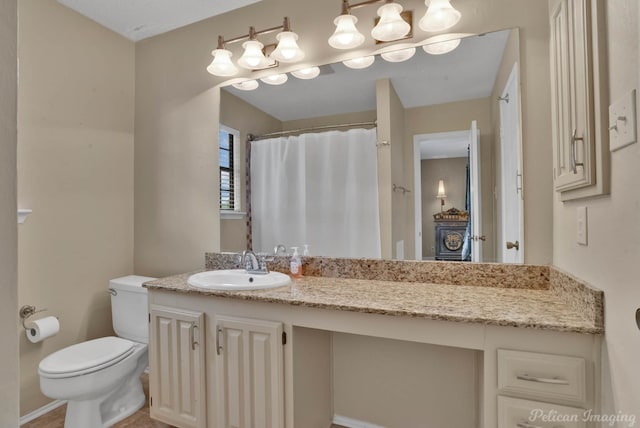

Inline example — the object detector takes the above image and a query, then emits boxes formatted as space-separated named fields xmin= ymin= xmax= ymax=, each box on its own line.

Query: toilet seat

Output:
xmin=39 ymin=336 xmax=135 ymax=379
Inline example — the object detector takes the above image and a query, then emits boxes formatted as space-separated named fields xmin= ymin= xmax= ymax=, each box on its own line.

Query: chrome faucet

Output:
xmin=240 ymin=250 xmax=272 ymax=274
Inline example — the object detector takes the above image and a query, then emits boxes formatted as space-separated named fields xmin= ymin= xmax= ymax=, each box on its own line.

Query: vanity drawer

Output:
xmin=498 ymin=349 xmax=587 ymax=404
xmin=498 ymin=396 xmax=586 ymax=428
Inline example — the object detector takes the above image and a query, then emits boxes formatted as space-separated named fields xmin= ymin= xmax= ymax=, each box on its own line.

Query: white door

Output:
xmin=215 ymin=315 xmax=285 ymax=428
xmin=469 ymin=121 xmax=482 ymax=262
xmin=149 ymin=305 xmax=206 ymax=428
xmin=499 ymin=64 xmax=524 ymax=263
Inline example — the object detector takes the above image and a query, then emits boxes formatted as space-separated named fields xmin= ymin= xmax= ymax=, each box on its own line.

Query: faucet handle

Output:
xmin=256 ymin=253 xmax=274 ymax=272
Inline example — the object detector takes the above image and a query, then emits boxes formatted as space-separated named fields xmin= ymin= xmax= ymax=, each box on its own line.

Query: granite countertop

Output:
xmin=145 ymin=256 xmax=604 ymax=335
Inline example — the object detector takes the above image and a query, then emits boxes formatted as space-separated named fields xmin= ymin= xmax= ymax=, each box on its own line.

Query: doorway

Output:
xmin=413 ymin=122 xmax=482 ymax=262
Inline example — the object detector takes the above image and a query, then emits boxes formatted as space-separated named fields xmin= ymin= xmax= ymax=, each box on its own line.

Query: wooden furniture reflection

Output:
xmin=434 ymin=208 xmax=469 ymax=261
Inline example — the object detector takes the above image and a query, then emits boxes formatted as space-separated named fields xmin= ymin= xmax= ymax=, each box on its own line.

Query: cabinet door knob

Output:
xmin=506 ymin=240 xmax=520 ymax=250
xmin=216 ymin=327 xmax=223 ymax=355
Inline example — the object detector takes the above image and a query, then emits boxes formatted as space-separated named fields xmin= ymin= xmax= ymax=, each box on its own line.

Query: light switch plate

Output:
xmin=609 ymin=89 xmax=637 ymax=152
xmin=576 ymin=206 xmax=587 ymax=246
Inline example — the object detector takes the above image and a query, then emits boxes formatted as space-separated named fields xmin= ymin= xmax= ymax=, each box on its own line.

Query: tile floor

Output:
xmin=23 ymin=374 xmax=345 ymax=427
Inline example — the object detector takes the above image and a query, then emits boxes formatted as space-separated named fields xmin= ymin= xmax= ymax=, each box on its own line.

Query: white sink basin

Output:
xmin=187 ymin=269 xmax=291 ymax=291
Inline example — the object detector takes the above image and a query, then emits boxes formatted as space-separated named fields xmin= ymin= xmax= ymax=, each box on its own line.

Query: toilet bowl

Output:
xmin=38 ymin=275 xmax=155 ymax=428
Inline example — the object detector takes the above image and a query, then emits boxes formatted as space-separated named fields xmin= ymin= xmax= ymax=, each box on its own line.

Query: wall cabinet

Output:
xmin=149 ymin=305 xmax=206 ymax=428
xmin=215 ymin=315 xmax=285 ymax=428
xmin=549 ymin=0 xmax=609 ymax=200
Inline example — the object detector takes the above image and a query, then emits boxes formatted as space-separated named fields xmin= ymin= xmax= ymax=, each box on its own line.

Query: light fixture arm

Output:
xmin=218 ymin=17 xmax=293 ymax=46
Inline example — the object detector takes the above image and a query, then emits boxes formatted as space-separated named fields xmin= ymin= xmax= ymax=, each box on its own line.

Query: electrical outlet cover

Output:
xmin=576 ymin=206 xmax=588 ymax=246
xmin=609 ymin=89 xmax=637 ymax=152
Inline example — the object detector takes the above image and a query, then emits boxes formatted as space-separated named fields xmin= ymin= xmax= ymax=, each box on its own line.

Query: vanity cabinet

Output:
xmin=549 ymin=0 xmax=608 ymax=200
xmin=214 ymin=315 xmax=285 ymax=428
xmin=148 ymin=305 xmax=206 ymax=428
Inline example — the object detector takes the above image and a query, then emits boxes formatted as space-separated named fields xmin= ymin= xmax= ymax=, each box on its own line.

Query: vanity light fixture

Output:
xmin=260 ymin=73 xmax=289 ymax=85
xmin=206 ymin=17 xmax=304 ymax=77
xmin=232 ymin=80 xmax=260 ymax=91
xmin=291 ymin=67 xmax=321 ymax=79
xmin=329 ymin=0 xmax=412 ymax=49
xmin=380 ymin=44 xmax=416 ymax=62
xmin=419 ymin=0 xmax=461 ymax=33
xmin=342 ymin=55 xmax=376 ymax=69
xmin=422 ymin=37 xmax=460 ymax=55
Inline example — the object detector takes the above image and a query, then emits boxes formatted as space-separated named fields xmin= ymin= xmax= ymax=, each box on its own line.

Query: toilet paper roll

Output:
xmin=25 ymin=316 xmax=60 ymax=343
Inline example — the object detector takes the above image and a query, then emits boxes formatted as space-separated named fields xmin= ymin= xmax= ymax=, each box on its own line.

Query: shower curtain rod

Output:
xmin=248 ymin=120 xmax=377 ymax=141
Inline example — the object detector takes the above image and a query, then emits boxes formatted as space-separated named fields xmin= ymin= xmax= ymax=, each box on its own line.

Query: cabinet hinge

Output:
xmin=150 ymin=396 xmax=152 ymax=407
xmin=148 ymin=313 xmax=151 ymax=323
xmin=282 ymin=331 xmax=287 ymax=345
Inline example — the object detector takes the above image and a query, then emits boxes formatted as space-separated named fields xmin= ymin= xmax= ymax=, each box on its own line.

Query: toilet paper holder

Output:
xmin=19 ymin=305 xmax=47 ymax=330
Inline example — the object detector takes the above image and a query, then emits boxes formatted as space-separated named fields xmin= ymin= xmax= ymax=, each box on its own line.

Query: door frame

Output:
xmin=413 ymin=130 xmax=475 ymax=261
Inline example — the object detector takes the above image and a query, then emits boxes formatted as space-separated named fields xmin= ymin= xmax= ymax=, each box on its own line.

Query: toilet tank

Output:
xmin=109 ymin=275 xmax=156 ymax=344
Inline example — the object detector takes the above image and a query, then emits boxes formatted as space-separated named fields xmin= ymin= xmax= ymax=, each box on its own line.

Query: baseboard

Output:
xmin=333 ymin=414 xmax=386 ymax=428
xmin=20 ymin=399 xmax=66 ymax=425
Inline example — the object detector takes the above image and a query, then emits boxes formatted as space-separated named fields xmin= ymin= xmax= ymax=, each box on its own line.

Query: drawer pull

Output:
xmin=517 ymin=422 xmax=545 ymax=428
xmin=517 ymin=373 xmax=570 ymax=385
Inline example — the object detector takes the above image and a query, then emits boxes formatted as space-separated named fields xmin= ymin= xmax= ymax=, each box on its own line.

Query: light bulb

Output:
xmin=271 ymin=31 xmax=305 ymax=63
xmin=328 ymin=15 xmax=365 ymax=49
xmin=342 ymin=56 xmax=375 ymax=69
xmin=260 ymin=74 xmax=288 ymax=85
xmin=419 ymin=0 xmax=461 ymax=32
xmin=237 ymin=40 xmax=270 ymax=70
xmin=206 ymin=49 xmax=238 ymax=77
xmin=291 ymin=67 xmax=320 ymax=80
xmin=380 ymin=45 xmax=416 ymax=62
xmin=422 ymin=38 xmax=461 ymax=55
xmin=371 ymin=3 xmax=411 ymax=42
xmin=232 ymin=80 xmax=259 ymax=91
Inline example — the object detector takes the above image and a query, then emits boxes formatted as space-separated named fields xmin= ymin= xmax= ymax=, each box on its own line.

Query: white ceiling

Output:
xmin=224 ymin=30 xmax=510 ymax=122
xmin=57 ymin=0 xmax=262 ymax=41
xmin=418 ymin=133 xmax=469 ymax=159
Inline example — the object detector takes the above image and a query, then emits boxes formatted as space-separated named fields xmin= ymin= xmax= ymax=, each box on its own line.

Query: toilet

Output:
xmin=38 ymin=275 xmax=156 ymax=428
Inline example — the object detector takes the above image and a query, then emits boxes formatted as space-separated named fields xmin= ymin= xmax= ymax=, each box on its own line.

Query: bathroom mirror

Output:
xmin=219 ymin=28 xmax=523 ymax=263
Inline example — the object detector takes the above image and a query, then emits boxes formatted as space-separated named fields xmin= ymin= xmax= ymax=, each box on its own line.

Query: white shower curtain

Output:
xmin=251 ymin=128 xmax=381 ymax=258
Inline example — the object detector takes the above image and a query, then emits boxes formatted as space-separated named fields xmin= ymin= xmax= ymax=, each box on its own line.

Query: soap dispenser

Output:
xmin=290 ymin=247 xmax=302 ymax=279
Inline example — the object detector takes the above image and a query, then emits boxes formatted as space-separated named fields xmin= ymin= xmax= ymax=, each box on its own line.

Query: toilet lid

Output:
xmin=39 ymin=336 xmax=135 ymax=377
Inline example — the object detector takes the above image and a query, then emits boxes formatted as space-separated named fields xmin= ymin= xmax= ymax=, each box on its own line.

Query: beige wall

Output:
xmin=282 ymin=110 xmax=376 ymax=132
xmin=17 ymin=0 xmax=135 ymax=414
xmin=405 ymin=98 xmax=494 ymax=261
xmin=421 ymin=158 xmax=468 ymax=258
xmin=219 ymin=90 xmax=282 ymax=253
xmin=0 ymin=0 xmax=18 ymax=425
xmin=491 ymin=29 xmax=521 ymax=263
xmin=135 ymin=0 xmax=554 ymax=271
xmin=375 ymin=79 xmax=395 ymax=259
xmin=553 ymin=0 xmax=640 ymax=418
xmin=333 ymin=333 xmax=477 ymax=427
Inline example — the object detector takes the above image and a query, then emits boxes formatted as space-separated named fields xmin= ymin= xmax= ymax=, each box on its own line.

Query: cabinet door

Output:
xmin=215 ymin=315 xmax=284 ymax=428
xmin=149 ymin=305 xmax=206 ymax=428
xmin=550 ymin=0 xmax=609 ymax=199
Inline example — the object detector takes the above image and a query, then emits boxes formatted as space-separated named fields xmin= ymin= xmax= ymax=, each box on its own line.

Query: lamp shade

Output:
xmin=342 ymin=55 xmax=375 ymax=69
xmin=371 ymin=3 xmax=411 ymax=42
xmin=237 ymin=40 xmax=271 ymax=70
xmin=328 ymin=14 xmax=365 ymax=49
xmin=422 ymin=38 xmax=461 ymax=55
xmin=437 ymin=179 xmax=446 ymax=198
xmin=419 ymin=0 xmax=461 ymax=33
xmin=206 ymin=49 xmax=238 ymax=76
xmin=380 ymin=45 xmax=416 ymax=62
xmin=291 ymin=67 xmax=320 ymax=79
xmin=271 ymin=31 xmax=305 ymax=62
xmin=260 ymin=73 xmax=288 ymax=85
xmin=232 ymin=80 xmax=259 ymax=91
